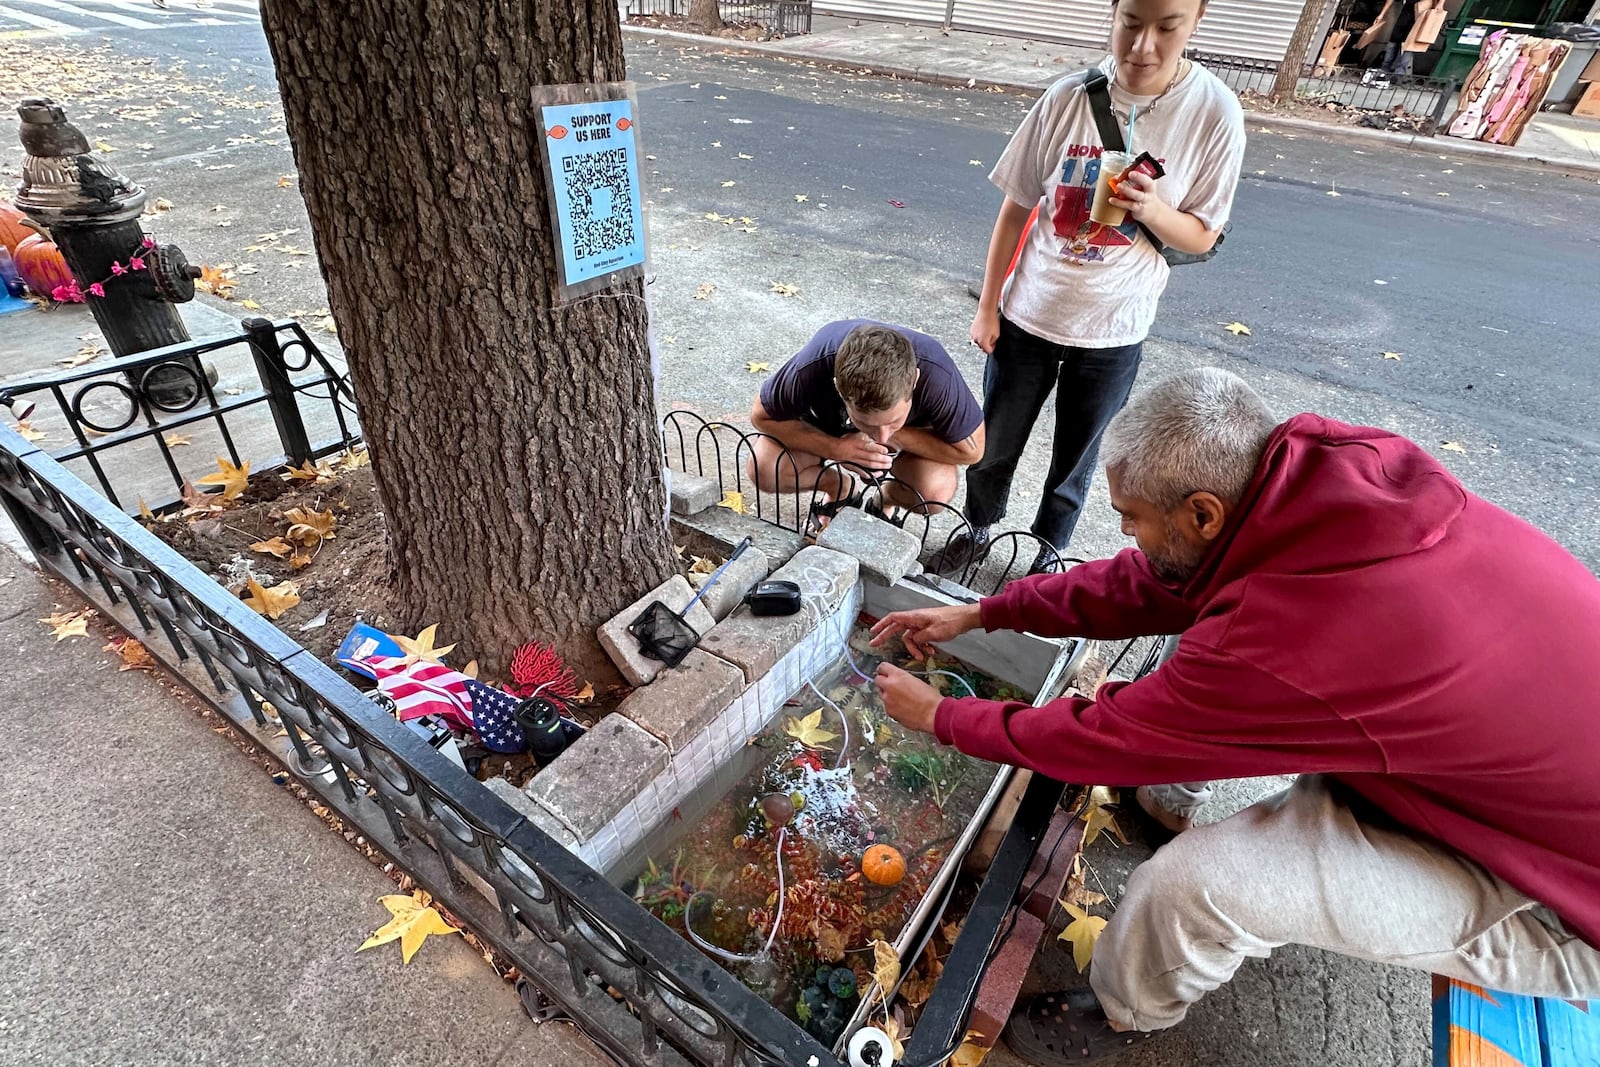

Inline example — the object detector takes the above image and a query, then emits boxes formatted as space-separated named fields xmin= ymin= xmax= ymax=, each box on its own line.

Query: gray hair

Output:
xmin=1101 ymin=368 xmax=1277 ymax=511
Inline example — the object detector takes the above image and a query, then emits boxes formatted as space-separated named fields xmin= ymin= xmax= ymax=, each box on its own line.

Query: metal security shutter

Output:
xmin=1188 ymin=0 xmax=1308 ymax=62
xmin=951 ymin=0 xmax=1112 ymax=46
xmin=812 ymin=0 xmax=950 ymax=26
xmin=941 ymin=0 xmax=1305 ymax=63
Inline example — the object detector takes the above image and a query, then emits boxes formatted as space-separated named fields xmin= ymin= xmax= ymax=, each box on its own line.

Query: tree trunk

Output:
xmin=688 ymin=0 xmax=723 ymax=34
xmin=1272 ymin=0 xmax=1334 ymax=98
xmin=257 ymin=0 xmax=675 ymax=684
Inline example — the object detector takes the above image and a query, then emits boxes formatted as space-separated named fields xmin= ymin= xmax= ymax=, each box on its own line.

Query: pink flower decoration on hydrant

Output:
xmin=88 ymin=283 xmax=105 ymax=298
xmin=129 ymin=256 xmax=146 ymax=271
xmin=110 ymin=262 xmax=126 ymax=276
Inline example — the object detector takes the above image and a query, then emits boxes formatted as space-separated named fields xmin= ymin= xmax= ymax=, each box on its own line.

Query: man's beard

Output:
xmin=1148 ymin=516 xmax=1208 ymax=584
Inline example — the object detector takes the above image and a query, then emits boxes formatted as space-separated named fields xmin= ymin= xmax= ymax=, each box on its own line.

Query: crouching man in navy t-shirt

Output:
xmin=747 ymin=320 xmax=985 ymax=523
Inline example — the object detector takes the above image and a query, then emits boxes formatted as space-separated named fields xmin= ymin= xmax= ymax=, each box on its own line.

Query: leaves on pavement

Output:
xmin=163 ymin=433 xmax=192 ymax=447
xmin=1382 ymin=351 xmax=1403 ymax=361
xmin=746 ymin=361 xmax=771 ymax=374
xmin=1078 ymin=785 xmax=1127 ymax=847
xmin=1057 ymin=901 xmax=1108 ymax=972
xmin=16 ymin=420 xmax=45 ymax=442
xmin=694 ymin=282 xmax=716 ymax=300
xmin=243 ymin=578 xmax=300 ymax=619
xmin=1441 ymin=441 xmax=1467 ymax=453
xmin=358 ymin=891 xmax=460 ymax=964
xmin=1222 ymin=322 xmax=1252 ymax=336
xmin=41 ymin=608 xmax=95 ymax=641
xmin=104 ymin=634 xmax=156 ymax=672
xmin=769 ymin=282 xmax=800 ymax=297
xmin=716 ymin=490 xmax=745 ymax=514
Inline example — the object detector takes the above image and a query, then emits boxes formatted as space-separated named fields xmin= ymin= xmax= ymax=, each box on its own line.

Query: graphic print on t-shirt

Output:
xmin=1051 ymin=144 xmax=1141 ymax=265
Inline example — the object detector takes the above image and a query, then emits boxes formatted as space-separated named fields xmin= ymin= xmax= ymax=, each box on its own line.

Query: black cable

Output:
xmin=894 ymin=786 xmax=1096 ymax=1067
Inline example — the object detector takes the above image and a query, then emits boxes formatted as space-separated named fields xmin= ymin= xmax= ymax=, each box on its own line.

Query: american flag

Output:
xmin=364 ymin=654 xmax=475 ymax=732
xmin=463 ymin=679 xmax=527 ymax=753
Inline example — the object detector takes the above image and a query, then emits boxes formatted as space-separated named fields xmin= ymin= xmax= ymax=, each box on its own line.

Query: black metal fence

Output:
xmin=626 ymin=0 xmax=813 ymax=38
xmin=1197 ymin=51 xmax=1457 ymax=135
xmin=0 ymin=317 xmax=359 ymax=514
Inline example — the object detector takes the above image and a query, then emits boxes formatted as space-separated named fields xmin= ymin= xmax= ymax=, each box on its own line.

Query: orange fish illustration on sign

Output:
xmin=616 ymin=117 xmax=633 ymax=131
xmin=547 ymin=125 xmax=569 ymax=139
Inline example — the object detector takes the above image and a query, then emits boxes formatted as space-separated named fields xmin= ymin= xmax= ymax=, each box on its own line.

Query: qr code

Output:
xmin=563 ymin=148 xmax=635 ymax=261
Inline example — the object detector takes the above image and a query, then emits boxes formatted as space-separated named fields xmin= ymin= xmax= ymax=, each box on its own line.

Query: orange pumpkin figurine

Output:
xmin=861 ymin=844 xmax=906 ymax=887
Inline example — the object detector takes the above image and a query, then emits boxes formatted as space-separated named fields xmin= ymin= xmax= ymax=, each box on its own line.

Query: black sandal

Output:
xmin=1003 ymin=989 xmax=1154 ymax=1064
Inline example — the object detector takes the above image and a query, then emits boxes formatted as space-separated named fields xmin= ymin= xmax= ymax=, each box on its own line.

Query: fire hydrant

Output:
xmin=13 ymin=96 xmax=207 ymax=403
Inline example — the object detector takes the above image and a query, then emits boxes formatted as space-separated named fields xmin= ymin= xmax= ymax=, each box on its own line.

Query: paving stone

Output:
xmin=970 ymin=908 xmax=1046 ymax=1049
xmin=769 ymin=544 xmax=859 ymax=623
xmin=481 ymin=775 xmax=578 ymax=851
xmin=674 ymin=506 xmax=805 ymax=571
xmin=597 ymin=573 xmax=717 ymax=686
xmin=617 ymin=647 xmax=745 ymax=752
xmin=691 ymin=543 xmax=770 ymax=622
xmin=817 ymin=506 xmax=923 ymax=584
xmin=525 ymin=715 xmax=669 ymax=841
xmin=699 ymin=604 xmax=813 ymax=684
xmin=666 ymin=469 xmax=720 ymax=516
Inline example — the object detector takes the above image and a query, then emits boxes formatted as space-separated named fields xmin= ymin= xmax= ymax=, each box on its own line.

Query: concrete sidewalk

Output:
xmin=0 ymin=548 xmax=609 ymax=1067
xmin=626 ymin=15 xmax=1600 ymax=176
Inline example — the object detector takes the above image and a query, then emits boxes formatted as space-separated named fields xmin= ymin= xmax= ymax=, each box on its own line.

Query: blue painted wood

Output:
xmin=1534 ymin=996 xmax=1600 ymax=1066
xmin=1433 ymin=976 xmax=1600 ymax=1067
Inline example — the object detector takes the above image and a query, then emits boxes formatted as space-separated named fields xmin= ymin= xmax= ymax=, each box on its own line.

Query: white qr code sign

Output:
xmin=533 ymin=83 xmax=646 ymax=300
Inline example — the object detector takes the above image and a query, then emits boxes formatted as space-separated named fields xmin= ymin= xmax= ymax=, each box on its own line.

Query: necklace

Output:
xmin=1112 ymin=58 xmax=1190 ymax=123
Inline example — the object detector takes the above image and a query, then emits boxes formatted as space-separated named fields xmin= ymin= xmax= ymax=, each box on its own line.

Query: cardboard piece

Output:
xmin=1576 ymin=81 xmax=1600 ymax=119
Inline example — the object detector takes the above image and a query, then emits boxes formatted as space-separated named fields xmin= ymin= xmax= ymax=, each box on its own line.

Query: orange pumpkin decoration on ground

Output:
xmin=861 ymin=844 xmax=906 ymax=887
xmin=0 ymin=201 xmax=37 ymax=255
xmin=13 ymin=233 xmax=73 ymax=298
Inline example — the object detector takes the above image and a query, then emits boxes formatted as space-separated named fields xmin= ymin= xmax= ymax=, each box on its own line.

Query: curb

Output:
xmin=624 ymin=24 xmax=1600 ymax=179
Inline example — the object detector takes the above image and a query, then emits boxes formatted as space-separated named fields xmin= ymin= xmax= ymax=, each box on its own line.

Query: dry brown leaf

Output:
xmin=41 ymin=608 xmax=95 ymax=641
xmin=289 ymin=551 xmax=313 ymax=571
xmin=769 ymin=282 xmax=800 ymax=297
xmin=243 ymin=578 xmax=300 ymax=619
xmin=16 ymin=420 xmax=45 ymax=442
xmin=815 ymin=924 xmax=847 ymax=962
xmin=694 ymin=282 xmax=716 ymax=300
xmin=250 ymin=536 xmax=294 ymax=558
xmin=1441 ymin=441 xmax=1467 ymax=454
xmin=104 ymin=635 xmax=156 ymax=672
xmin=573 ymin=681 xmax=595 ymax=703
xmin=870 ymin=938 xmax=900 ymax=997
xmin=285 ymin=506 xmax=336 ymax=545
xmin=163 ymin=433 xmax=192 ymax=447
xmin=950 ymin=1032 xmax=991 ymax=1067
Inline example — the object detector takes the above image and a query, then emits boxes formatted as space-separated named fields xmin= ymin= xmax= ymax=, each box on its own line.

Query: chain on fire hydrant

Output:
xmin=14 ymin=96 xmax=209 ymax=403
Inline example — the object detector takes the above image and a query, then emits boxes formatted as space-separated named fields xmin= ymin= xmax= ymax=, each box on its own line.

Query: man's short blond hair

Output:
xmin=834 ymin=325 xmax=917 ymax=413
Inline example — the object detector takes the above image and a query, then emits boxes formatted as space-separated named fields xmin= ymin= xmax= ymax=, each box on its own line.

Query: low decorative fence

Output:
xmin=1197 ymin=51 xmax=1458 ymax=135
xmin=625 ymin=0 xmax=813 ymax=38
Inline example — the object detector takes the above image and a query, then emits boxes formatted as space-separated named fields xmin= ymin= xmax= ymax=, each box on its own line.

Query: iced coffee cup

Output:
xmin=1090 ymin=150 xmax=1132 ymax=226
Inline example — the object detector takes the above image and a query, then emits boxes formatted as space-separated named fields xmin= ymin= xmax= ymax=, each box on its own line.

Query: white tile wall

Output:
xmin=578 ymin=583 xmax=864 ymax=875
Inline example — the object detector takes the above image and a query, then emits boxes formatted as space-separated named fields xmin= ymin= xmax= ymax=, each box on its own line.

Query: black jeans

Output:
xmin=963 ymin=316 xmax=1143 ymax=549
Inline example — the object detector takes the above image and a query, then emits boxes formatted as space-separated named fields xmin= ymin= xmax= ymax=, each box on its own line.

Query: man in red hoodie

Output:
xmin=871 ymin=367 xmax=1600 ymax=1063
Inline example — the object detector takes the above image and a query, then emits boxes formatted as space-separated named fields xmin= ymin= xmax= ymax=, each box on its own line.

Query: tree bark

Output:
xmin=1272 ymin=0 xmax=1334 ymax=98
xmin=257 ymin=0 xmax=675 ymax=683
xmin=688 ymin=0 xmax=723 ymax=34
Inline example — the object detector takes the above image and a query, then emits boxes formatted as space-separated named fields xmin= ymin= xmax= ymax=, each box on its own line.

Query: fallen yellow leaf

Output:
xmin=164 ymin=433 xmax=192 ymax=447
xmin=694 ymin=282 xmax=716 ymax=300
xmin=783 ymin=709 xmax=838 ymax=748
xmin=243 ymin=578 xmax=300 ymax=619
xmin=1057 ymin=901 xmax=1108 ymax=972
xmin=240 ymin=299 xmax=262 ymax=311
xmin=289 ymin=551 xmax=314 ymax=571
xmin=716 ymin=490 xmax=745 ymax=514
xmin=358 ymin=892 xmax=460 ymax=964
xmin=1223 ymin=322 xmax=1252 ymax=336
xmin=104 ymin=635 xmax=156 ymax=672
xmin=277 ymin=174 xmax=295 ymax=188
xmin=396 ymin=623 xmax=455 ymax=665
xmin=746 ymin=361 xmax=771 ymax=374
xmin=950 ymin=1032 xmax=991 ymax=1067
xmin=1441 ymin=441 xmax=1467 ymax=453
xmin=1078 ymin=785 xmax=1127 ymax=847
xmin=721 ymin=180 xmax=737 ymax=187
xmin=869 ymin=939 xmax=901 ymax=1000
xmin=41 ymin=608 xmax=95 ymax=641
xmin=196 ymin=456 xmax=250 ymax=501
xmin=1382 ymin=352 xmax=1403 ymax=361
xmin=769 ymin=282 xmax=800 ymax=297
xmin=573 ymin=681 xmax=595 ymax=703
xmin=16 ymin=420 xmax=45 ymax=442
xmin=285 ymin=506 xmax=337 ymax=546
xmin=794 ymin=193 xmax=809 ymax=202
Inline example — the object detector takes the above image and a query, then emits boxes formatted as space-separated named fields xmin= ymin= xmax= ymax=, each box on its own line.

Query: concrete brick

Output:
xmin=666 ymin=469 xmax=720 ymax=516
xmin=597 ymin=574 xmax=717 ymax=686
xmin=525 ymin=715 xmax=670 ymax=841
xmin=690 ymin=543 xmax=770 ymax=622
xmin=699 ymin=604 xmax=813 ymax=684
xmin=481 ymin=775 xmax=578 ymax=851
xmin=769 ymin=545 xmax=859 ymax=623
xmin=969 ymin=908 xmax=1046 ymax=1049
xmin=1021 ymin=806 xmax=1085 ymax=922
xmin=673 ymin=506 xmax=805 ymax=571
xmin=817 ymin=506 xmax=923 ymax=584
xmin=617 ymin=647 xmax=745 ymax=752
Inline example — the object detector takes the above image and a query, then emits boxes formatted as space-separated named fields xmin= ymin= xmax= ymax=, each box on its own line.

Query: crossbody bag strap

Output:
xmin=1080 ymin=67 xmax=1164 ymax=254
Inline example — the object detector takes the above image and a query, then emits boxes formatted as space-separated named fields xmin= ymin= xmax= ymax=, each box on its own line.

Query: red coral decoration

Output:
xmin=510 ymin=640 xmax=579 ymax=699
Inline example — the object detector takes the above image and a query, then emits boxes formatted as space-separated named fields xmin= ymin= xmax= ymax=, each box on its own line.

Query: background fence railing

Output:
xmin=625 ymin=0 xmax=813 ymax=38
xmin=1196 ymin=51 xmax=1458 ymax=134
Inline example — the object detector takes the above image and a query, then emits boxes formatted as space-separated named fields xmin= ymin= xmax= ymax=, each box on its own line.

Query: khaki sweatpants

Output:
xmin=1091 ymin=775 xmax=1600 ymax=1031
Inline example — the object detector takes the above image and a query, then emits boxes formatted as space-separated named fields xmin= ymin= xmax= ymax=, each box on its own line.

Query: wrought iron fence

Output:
xmin=1197 ymin=51 xmax=1457 ymax=135
xmin=0 ymin=317 xmax=359 ymax=514
xmin=626 ymin=0 xmax=812 ymax=38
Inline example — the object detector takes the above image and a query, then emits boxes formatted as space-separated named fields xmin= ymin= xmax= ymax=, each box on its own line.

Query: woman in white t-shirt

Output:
xmin=936 ymin=0 xmax=1245 ymax=576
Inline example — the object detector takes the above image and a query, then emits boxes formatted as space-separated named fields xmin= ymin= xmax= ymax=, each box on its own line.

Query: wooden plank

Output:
xmin=1534 ymin=996 xmax=1600 ymax=1066
xmin=1432 ymin=977 xmax=1542 ymax=1067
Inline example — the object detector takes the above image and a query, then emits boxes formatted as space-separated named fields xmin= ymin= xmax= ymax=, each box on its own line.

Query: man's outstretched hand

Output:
xmin=869 ymin=602 xmax=983 ymax=660
xmin=874 ymin=663 xmax=944 ymax=736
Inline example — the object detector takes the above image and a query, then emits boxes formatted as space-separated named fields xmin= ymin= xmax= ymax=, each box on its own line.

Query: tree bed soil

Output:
xmin=145 ymin=460 xmax=640 ymax=789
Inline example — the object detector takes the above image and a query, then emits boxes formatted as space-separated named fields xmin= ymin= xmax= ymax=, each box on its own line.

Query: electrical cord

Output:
xmin=684 ymin=826 xmax=788 ymax=964
xmin=807 ymin=680 xmax=851 ymax=769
